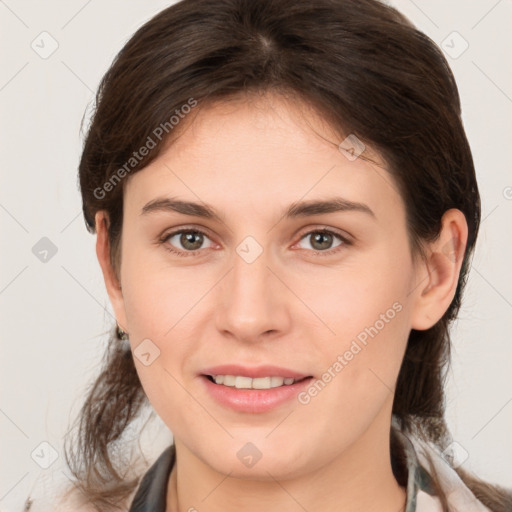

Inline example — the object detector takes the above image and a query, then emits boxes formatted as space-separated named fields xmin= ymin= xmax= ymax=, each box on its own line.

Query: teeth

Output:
xmin=222 ymin=375 xmax=236 ymax=386
xmin=252 ymin=377 xmax=271 ymax=389
xmin=235 ymin=376 xmax=253 ymax=389
xmin=212 ymin=375 xmax=302 ymax=389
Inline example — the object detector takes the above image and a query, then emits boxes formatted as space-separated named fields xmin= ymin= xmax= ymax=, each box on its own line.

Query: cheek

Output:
xmin=120 ymin=224 xmax=413 ymax=402
xmin=120 ymin=248 xmax=206 ymax=338
xmin=293 ymin=289 xmax=410 ymax=449
xmin=120 ymin=261 xmax=202 ymax=429
xmin=294 ymin=243 xmax=413 ymax=412
xmin=294 ymin=237 xmax=413 ymax=347
xmin=113 ymin=234 xmax=416 ymax=478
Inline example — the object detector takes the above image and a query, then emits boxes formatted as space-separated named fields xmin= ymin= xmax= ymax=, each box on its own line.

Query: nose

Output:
xmin=215 ymin=241 xmax=291 ymax=343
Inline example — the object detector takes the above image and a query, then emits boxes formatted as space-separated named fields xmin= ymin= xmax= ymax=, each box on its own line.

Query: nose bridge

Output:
xmin=233 ymin=245 xmax=269 ymax=300
xmin=216 ymin=236 xmax=287 ymax=339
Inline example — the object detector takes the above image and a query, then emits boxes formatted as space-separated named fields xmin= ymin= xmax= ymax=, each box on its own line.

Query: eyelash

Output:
xmin=159 ymin=227 xmax=352 ymax=258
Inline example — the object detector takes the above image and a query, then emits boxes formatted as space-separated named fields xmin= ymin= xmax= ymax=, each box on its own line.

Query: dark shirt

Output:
xmin=129 ymin=444 xmax=176 ymax=512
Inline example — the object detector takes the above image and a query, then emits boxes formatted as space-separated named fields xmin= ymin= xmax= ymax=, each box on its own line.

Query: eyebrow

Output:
xmin=140 ymin=196 xmax=375 ymax=221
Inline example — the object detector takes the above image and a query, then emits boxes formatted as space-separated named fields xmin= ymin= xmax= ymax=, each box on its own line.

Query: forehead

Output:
xmin=124 ymin=92 xmax=403 ymax=223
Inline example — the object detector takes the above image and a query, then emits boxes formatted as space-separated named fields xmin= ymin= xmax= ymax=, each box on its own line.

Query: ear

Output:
xmin=95 ymin=211 xmax=128 ymax=333
xmin=410 ymin=209 xmax=469 ymax=330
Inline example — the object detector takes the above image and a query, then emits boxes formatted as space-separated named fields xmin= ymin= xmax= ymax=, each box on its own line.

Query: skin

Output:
xmin=96 ymin=92 xmax=468 ymax=512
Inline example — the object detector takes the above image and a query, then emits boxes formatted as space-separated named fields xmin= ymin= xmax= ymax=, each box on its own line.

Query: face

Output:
xmin=103 ymin=92 xmax=425 ymax=479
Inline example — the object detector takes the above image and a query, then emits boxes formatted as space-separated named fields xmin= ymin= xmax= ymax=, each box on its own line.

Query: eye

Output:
xmin=159 ymin=227 xmax=351 ymax=258
xmin=161 ymin=228 xmax=214 ymax=257
xmin=295 ymin=228 xmax=350 ymax=256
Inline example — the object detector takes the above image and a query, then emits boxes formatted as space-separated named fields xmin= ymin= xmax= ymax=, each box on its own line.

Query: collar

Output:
xmin=395 ymin=424 xmax=491 ymax=512
xmin=128 ymin=444 xmax=175 ymax=512
xmin=128 ymin=424 xmax=490 ymax=512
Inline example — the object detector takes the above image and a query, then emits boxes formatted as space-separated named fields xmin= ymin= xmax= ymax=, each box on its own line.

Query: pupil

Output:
xmin=312 ymin=232 xmax=332 ymax=250
xmin=182 ymin=232 xmax=203 ymax=250
xmin=178 ymin=232 xmax=333 ymax=251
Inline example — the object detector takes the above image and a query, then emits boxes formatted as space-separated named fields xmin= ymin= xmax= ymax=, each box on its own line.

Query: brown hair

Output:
xmin=64 ymin=0 xmax=512 ymax=510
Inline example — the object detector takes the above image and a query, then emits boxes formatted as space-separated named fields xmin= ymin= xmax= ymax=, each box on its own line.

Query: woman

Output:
xmin=32 ymin=0 xmax=511 ymax=510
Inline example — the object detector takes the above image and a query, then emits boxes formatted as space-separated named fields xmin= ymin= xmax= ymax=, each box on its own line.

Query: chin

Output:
xmin=201 ymin=441 xmax=311 ymax=480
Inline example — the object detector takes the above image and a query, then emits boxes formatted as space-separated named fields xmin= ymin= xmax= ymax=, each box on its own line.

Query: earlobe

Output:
xmin=410 ymin=209 xmax=468 ymax=330
xmin=95 ymin=211 xmax=128 ymax=332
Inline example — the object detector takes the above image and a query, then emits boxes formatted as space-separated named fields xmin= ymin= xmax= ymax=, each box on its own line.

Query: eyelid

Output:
xmin=158 ymin=225 xmax=217 ymax=257
xmin=293 ymin=225 xmax=353 ymax=245
xmin=159 ymin=224 xmax=353 ymax=257
xmin=290 ymin=227 xmax=352 ymax=257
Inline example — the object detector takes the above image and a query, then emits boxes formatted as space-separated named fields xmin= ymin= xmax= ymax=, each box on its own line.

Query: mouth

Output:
xmin=203 ymin=374 xmax=312 ymax=390
xmin=201 ymin=373 xmax=315 ymax=413
xmin=199 ymin=365 xmax=315 ymax=412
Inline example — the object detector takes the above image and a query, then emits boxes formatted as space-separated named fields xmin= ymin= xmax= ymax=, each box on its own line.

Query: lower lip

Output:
xmin=201 ymin=375 xmax=314 ymax=413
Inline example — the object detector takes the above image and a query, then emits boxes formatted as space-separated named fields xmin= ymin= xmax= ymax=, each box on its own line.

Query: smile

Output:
xmin=206 ymin=374 xmax=309 ymax=389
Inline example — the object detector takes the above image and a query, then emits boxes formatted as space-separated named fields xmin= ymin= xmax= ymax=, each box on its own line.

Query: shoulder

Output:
xmin=16 ymin=441 xmax=176 ymax=512
xmin=402 ymin=432 xmax=493 ymax=512
xmin=25 ymin=493 xmax=135 ymax=512
xmin=416 ymin=489 xmax=443 ymax=512
xmin=22 ymin=492 xmax=91 ymax=512
xmin=23 ymin=481 xmax=137 ymax=512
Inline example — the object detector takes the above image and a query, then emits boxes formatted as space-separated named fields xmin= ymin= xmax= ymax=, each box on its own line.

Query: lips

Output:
xmin=199 ymin=364 xmax=314 ymax=412
xmin=201 ymin=372 xmax=314 ymax=413
xmin=201 ymin=364 xmax=311 ymax=380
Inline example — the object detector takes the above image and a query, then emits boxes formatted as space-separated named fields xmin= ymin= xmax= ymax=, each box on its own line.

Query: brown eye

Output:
xmin=177 ymin=231 xmax=204 ymax=250
xmin=163 ymin=229 xmax=214 ymax=256
xmin=296 ymin=229 xmax=349 ymax=255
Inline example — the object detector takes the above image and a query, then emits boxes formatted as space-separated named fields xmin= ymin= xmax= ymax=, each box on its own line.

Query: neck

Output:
xmin=166 ymin=413 xmax=406 ymax=512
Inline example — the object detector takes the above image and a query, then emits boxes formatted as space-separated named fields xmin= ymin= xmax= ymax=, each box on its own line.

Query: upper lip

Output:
xmin=201 ymin=364 xmax=311 ymax=379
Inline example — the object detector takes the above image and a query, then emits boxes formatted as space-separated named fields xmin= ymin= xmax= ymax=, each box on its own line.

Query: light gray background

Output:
xmin=1 ymin=0 xmax=511 ymax=509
